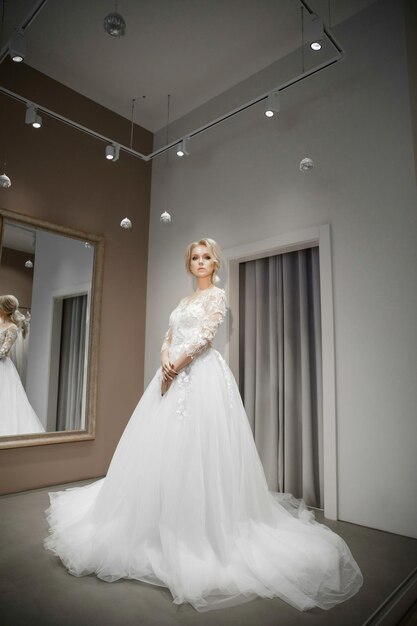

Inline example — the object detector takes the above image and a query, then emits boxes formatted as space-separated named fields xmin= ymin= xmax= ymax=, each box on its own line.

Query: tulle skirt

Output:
xmin=44 ymin=348 xmax=363 ymax=612
xmin=0 ymin=357 xmax=45 ymax=435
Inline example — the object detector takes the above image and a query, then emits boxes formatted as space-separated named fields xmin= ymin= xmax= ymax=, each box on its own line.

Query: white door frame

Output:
xmin=221 ymin=224 xmax=338 ymax=520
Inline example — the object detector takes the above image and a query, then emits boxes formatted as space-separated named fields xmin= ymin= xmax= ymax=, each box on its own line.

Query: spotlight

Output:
xmin=264 ymin=91 xmax=280 ymax=118
xmin=176 ymin=138 xmax=190 ymax=157
xmin=25 ymin=104 xmax=42 ymax=129
xmin=308 ymin=14 xmax=323 ymax=51
xmin=105 ymin=143 xmax=120 ymax=161
xmin=9 ymin=28 xmax=26 ymax=62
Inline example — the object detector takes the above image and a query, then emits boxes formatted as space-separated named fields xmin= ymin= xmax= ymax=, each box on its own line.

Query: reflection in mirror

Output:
xmin=0 ymin=219 xmax=94 ymax=437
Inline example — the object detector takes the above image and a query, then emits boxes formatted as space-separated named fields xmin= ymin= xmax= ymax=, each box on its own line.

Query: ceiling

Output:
xmin=1 ymin=0 xmax=378 ymax=133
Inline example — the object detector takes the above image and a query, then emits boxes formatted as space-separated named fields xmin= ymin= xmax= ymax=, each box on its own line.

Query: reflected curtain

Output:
xmin=57 ymin=294 xmax=87 ymax=431
xmin=239 ymin=247 xmax=323 ymax=508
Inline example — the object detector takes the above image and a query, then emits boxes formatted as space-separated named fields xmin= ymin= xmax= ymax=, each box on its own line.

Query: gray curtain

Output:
xmin=239 ymin=247 xmax=323 ymax=508
xmin=56 ymin=294 xmax=87 ymax=431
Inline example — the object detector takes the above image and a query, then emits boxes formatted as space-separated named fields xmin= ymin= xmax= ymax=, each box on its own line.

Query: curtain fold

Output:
xmin=239 ymin=247 xmax=323 ymax=508
xmin=56 ymin=294 xmax=87 ymax=431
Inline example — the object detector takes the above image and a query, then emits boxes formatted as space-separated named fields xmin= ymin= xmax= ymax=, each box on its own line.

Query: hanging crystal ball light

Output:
xmin=299 ymin=157 xmax=314 ymax=172
xmin=25 ymin=259 xmax=33 ymax=268
xmin=103 ymin=12 xmax=126 ymax=37
xmin=0 ymin=173 xmax=11 ymax=188
xmin=160 ymin=211 xmax=172 ymax=224
xmin=120 ymin=217 xmax=132 ymax=229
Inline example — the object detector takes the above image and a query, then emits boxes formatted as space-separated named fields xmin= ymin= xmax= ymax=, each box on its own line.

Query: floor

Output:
xmin=1 ymin=478 xmax=417 ymax=626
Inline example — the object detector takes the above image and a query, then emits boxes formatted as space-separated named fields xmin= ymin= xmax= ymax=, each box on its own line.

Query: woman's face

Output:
xmin=189 ymin=245 xmax=215 ymax=280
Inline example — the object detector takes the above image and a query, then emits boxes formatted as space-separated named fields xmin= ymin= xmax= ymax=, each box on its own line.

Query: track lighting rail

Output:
xmin=0 ymin=0 xmax=344 ymax=164
xmin=0 ymin=0 xmax=49 ymax=64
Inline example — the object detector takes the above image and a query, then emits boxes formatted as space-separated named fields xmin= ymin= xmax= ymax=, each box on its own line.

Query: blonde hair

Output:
xmin=0 ymin=294 xmax=28 ymax=337
xmin=184 ymin=238 xmax=221 ymax=284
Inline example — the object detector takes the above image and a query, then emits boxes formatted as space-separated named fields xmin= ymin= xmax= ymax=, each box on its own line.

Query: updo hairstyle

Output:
xmin=184 ymin=238 xmax=221 ymax=284
xmin=0 ymin=294 xmax=29 ymax=337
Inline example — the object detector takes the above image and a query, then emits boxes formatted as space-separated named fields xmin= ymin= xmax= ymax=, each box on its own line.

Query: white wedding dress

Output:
xmin=0 ymin=325 xmax=45 ymax=436
xmin=44 ymin=286 xmax=363 ymax=612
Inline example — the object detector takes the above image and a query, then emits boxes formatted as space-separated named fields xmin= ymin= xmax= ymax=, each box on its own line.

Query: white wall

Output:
xmin=145 ymin=0 xmax=417 ymax=538
xmin=26 ymin=231 xmax=94 ymax=425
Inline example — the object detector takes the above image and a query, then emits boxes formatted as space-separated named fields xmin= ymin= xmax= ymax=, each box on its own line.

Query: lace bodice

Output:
xmin=0 ymin=325 xmax=18 ymax=359
xmin=161 ymin=286 xmax=227 ymax=361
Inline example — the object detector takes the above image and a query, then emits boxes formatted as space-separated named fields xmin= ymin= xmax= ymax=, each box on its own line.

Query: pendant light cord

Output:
xmin=165 ymin=94 xmax=171 ymax=167
xmin=0 ymin=0 xmax=7 ymax=169
xmin=130 ymin=98 xmax=136 ymax=149
xmin=301 ymin=6 xmax=305 ymax=74
xmin=0 ymin=0 xmax=5 ymax=51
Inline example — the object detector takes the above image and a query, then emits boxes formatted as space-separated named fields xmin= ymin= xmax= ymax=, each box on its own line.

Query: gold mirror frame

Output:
xmin=0 ymin=207 xmax=104 ymax=449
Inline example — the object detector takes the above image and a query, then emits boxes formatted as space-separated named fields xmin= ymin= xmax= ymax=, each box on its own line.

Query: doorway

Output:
xmin=222 ymin=224 xmax=338 ymax=519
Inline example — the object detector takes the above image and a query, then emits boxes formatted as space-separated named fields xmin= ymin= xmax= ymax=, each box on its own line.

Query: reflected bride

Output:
xmin=44 ymin=238 xmax=363 ymax=612
xmin=0 ymin=295 xmax=45 ymax=436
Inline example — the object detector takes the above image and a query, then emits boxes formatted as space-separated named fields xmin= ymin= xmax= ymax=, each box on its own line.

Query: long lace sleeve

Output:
xmin=183 ymin=289 xmax=227 ymax=360
xmin=161 ymin=327 xmax=172 ymax=354
xmin=0 ymin=326 xmax=18 ymax=359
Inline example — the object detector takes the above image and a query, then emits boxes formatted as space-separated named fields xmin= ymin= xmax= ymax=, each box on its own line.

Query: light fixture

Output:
xmin=264 ymin=91 xmax=280 ymax=117
xmin=176 ymin=137 xmax=190 ymax=157
xmin=299 ymin=157 xmax=314 ymax=172
xmin=105 ymin=143 xmax=120 ymax=161
xmin=25 ymin=104 xmax=42 ymax=128
xmin=308 ymin=13 xmax=323 ymax=51
xmin=0 ymin=172 xmax=11 ymax=188
xmin=160 ymin=211 xmax=172 ymax=224
xmin=25 ymin=260 xmax=33 ymax=269
xmin=120 ymin=217 xmax=132 ymax=230
xmin=104 ymin=1 xmax=126 ymax=37
xmin=9 ymin=28 xmax=26 ymax=62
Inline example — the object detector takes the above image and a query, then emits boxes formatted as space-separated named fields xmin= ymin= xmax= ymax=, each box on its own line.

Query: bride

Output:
xmin=0 ymin=294 xmax=45 ymax=436
xmin=44 ymin=238 xmax=363 ymax=612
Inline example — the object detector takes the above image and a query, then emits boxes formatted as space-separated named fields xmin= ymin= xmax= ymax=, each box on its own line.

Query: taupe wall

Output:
xmin=0 ymin=247 xmax=34 ymax=309
xmin=0 ymin=60 xmax=152 ymax=494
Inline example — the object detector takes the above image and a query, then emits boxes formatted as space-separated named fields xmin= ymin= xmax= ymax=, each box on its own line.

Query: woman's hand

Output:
xmin=162 ymin=360 xmax=178 ymax=382
xmin=161 ymin=377 xmax=172 ymax=396
xmin=161 ymin=357 xmax=178 ymax=395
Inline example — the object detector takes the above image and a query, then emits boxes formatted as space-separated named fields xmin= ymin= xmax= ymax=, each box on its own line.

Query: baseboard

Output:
xmin=362 ymin=566 xmax=417 ymax=626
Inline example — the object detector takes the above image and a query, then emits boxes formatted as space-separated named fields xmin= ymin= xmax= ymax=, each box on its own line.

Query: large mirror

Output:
xmin=0 ymin=208 xmax=104 ymax=449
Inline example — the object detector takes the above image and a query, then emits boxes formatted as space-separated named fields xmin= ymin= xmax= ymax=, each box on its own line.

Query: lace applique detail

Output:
xmin=160 ymin=287 xmax=227 ymax=363
xmin=175 ymin=366 xmax=192 ymax=426
xmin=160 ymin=327 xmax=172 ymax=354
xmin=0 ymin=326 xmax=18 ymax=359
xmin=215 ymin=351 xmax=234 ymax=409
xmin=181 ymin=288 xmax=227 ymax=360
